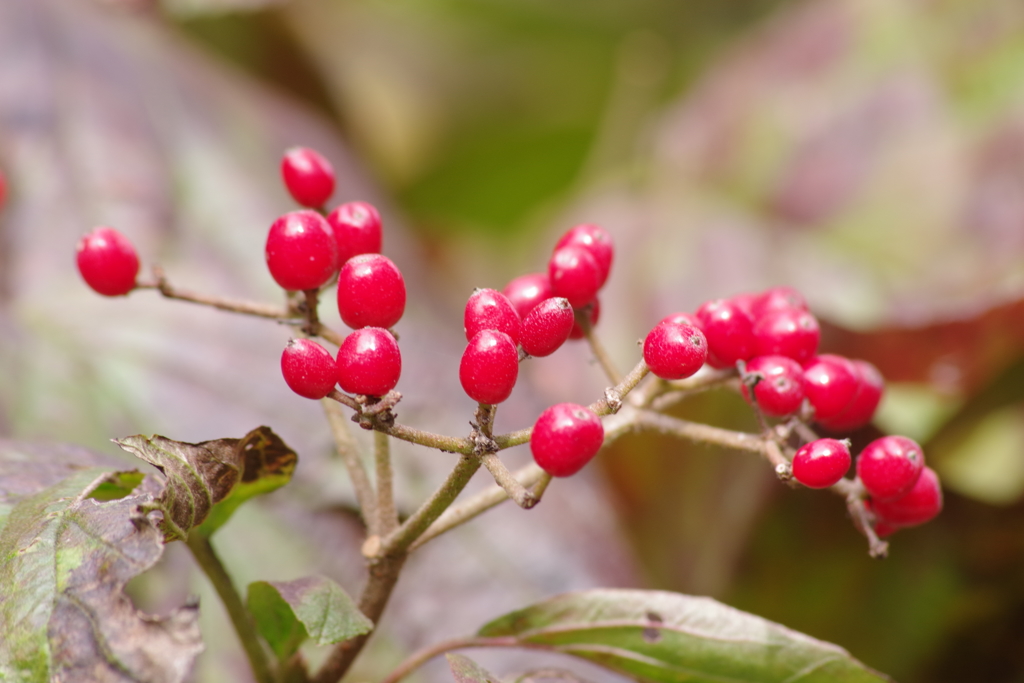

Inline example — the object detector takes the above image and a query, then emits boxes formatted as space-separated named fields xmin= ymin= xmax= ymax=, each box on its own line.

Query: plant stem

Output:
xmin=321 ymin=398 xmax=377 ymax=531
xmin=643 ymin=369 xmax=738 ymax=411
xmin=631 ymin=409 xmax=766 ymax=454
xmin=480 ymin=453 xmax=537 ymax=509
xmin=375 ymin=431 xmax=398 ymax=535
xmin=577 ymin=307 xmax=623 ymax=385
xmin=380 ymin=635 xmax=524 ymax=683
xmin=185 ymin=534 xmax=274 ymax=683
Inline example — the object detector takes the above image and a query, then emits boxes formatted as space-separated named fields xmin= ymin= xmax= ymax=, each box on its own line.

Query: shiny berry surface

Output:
xmin=554 ymin=223 xmax=614 ymax=287
xmin=751 ymin=286 xmax=808 ymax=318
xmin=337 ymin=254 xmax=406 ymax=329
xmin=265 ymin=210 xmax=339 ymax=291
xmin=464 ymin=288 xmax=521 ymax=345
xmin=531 ymin=403 xmax=604 ymax=477
xmin=502 ymin=272 xmax=553 ymax=319
xmin=695 ymin=298 xmax=755 ymax=368
xmin=327 ymin=201 xmax=383 ymax=263
xmin=803 ymin=354 xmax=859 ymax=422
xmin=857 ymin=435 xmax=925 ymax=501
xmin=752 ymin=308 xmax=820 ymax=364
xmin=280 ymin=338 xmax=338 ymax=399
xmin=792 ymin=438 xmax=851 ymax=488
xmin=337 ymin=327 xmax=401 ymax=396
xmin=568 ymin=298 xmax=601 ymax=340
xmin=459 ymin=330 xmax=519 ymax=404
xmin=643 ymin=321 xmax=707 ymax=380
xmin=740 ymin=355 xmax=806 ymax=417
xmin=76 ymin=226 xmax=140 ymax=297
xmin=521 ymin=297 xmax=574 ymax=357
xmin=548 ymin=245 xmax=601 ymax=308
xmin=819 ymin=360 xmax=884 ymax=432
xmin=870 ymin=466 xmax=943 ymax=528
xmin=658 ymin=311 xmax=701 ymax=329
xmin=281 ymin=147 xmax=335 ymax=208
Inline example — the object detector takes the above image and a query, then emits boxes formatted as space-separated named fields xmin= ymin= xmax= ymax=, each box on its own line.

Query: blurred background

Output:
xmin=2 ymin=0 xmax=1024 ymax=680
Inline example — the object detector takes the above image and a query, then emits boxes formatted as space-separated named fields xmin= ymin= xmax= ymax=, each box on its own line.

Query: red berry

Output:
xmin=531 ymin=403 xmax=604 ymax=477
xmin=281 ymin=338 xmax=338 ymax=399
xmin=658 ymin=311 xmax=701 ymax=328
xmin=548 ymin=245 xmax=601 ymax=309
xmin=856 ymin=435 xmax=925 ymax=501
xmin=337 ymin=327 xmax=401 ymax=396
xmin=521 ymin=298 xmax=575 ymax=357
xmin=554 ymin=224 xmax=614 ymax=288
xmin=802 ymin=354 xmax=859 ymax=422
xmin=464 ymin=288 xmax=521 ymax=345
xmin=643 ymin=321 xmax=707 ymax=380
xmin=819 ymin=360 xmax=884 ymax=432
xmin=502 ymin=272 xmax=553 ymax=319
xmin=752 ymin=308 xmax=820 ymax=364
xmin=281 ymin=147 xmax=335 ymax=208
xmin=337 ymin=254 xmax=406 ymax=329
xmin=740 ymin=355 xmax=806 ymax=417
xmin=568 ymin=297 xmax=601 ymax=340
xmin=751 ymin=286 xmax=808 ymax=318
xmin=459 ymin=330 xmax=519 ymax=404
xmin=870 ymin=466 xmax=942 ymax=528
xmin=326 ymin=201 xmax=383 ymax=264
xmin=76 ymin=226 xmax=140 ymax=297
xmin=695 ymin=299 xmax=755 ymax=368
xmin=792 ymin=438 xmax=851 ymax=488
xmin=265 ymin=210 xmax=340 ymax=291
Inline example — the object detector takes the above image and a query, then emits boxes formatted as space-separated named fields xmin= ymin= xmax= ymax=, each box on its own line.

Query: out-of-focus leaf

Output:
xmin=247 ymin=576 xmax=372 ymax=661
xmin=114 ymin=425 xmax=296 ymax=541
xmin=478 ymin=589 xmax=891 ymax=683
xmin=0 ymin=468 xmax=202 ymax=683
xmin=446 ymin=653 xmax=501 ymax=683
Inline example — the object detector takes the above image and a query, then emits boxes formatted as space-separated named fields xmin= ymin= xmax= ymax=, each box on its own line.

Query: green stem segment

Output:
xmin=186 ymin=534 xmax=274 ymax=683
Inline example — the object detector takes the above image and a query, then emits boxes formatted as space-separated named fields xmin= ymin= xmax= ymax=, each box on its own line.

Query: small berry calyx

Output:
xmin=464 ymin=288 xmax=521 ymax=345
xmin=869 ymin=466 xmax=943 ymax=529
xmin=792 ymin=438 xmax=851 ymax=488
xmin=740 ymin=355 xmax=806 ymax=417
xmin=554 ymin=223 xmax=614 ymax=287
xmin=337 ymin=327 xmax=401 ymax=397
xmin=521 ymin=297 xmax=574 ymax=357
xmin=459 ymin=330 xmax=519 ymax=404
xmin=265 ymin=210 xmax=340 ymax=291
xmin=531 ymin=403 xmax=604 ymax=477
xmin=643 ymin=320 xmax=708 ymax=380
xmin=281 ymin=338 xmax=338 ymax=399
xmin=326 ymin=201 xmax=383 ymax=264
xmin=76 ymin=226 xmax=140 ymax=297
xmin=337 ymin=254 xmax=406 ymax=329
xmin=281 ymin=146 xmax=335 ymax=208
xmin=856 ymin=435 xmax=925 ymax=501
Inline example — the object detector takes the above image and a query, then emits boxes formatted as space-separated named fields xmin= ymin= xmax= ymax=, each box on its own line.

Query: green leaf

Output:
xmin=446 ymin=653 xmax=501 ymax=683
xmin=478 ymin=589 xmax=892 ymax=683
xmin=247 ymin=575 xmax=373 ymax=662
xmin=0 ymin=468 xmax=202 ymax=682
xmin=115 ymin=425 xmax=297 ymax=541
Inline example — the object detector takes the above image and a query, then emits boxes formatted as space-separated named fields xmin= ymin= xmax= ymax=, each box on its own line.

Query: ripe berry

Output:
xmin=281 ymin=338 xmax=338 ymax=399
xmin=337 ymin=254 xmax=406 ymax=329
xmin=548 ymin=245 xmax=601 ymax=309
xmin=802 ymin=354 xmax=859 ymax=422
xmin=337 ymin=327 xmax=401 ymax=396
xmin=76 ymin=226 xmax=140 ymax=297
xmin=265 ymin=210 xmax=340 ymax=291
xmin=751 ymin=286 xmax=808 ymax=318
xmin=460 ymin=330 xmax=519 ymax=404
xmin=502 ymin=272 xmax=553 ymax=319
xmin=326 ymin=201 xmax=383 ymax=264
xmin=643 ymin=321 xmax=708 ymax=380
xmin=658 ymin=311 xmax=701 ymax=328
xmin=281 ymin=147 xmax=335 ymax=208
xmin=568 ymin=297 xmax=601 ymax=340
xmin=521 ymin=298 xmax=574 ymax=357
xmin=792 ymin=438 xmax=851 ymax=488
xmin=695 ymin=299 xmax=755 ymax=368
xmin=554 ymin=224 xmax=614 ymax=287
xmin=869 ymin=466 xmax=943 ymax=528
xmin=465 ymin=288 xmax=521 ymax=345
xmin=752 ymin=308 xmax=820 ymax=364
xmin=856 ymin=435 xmax=925 ymax=501
xmin=819 ymin=360 xmax=884 ymax=432
xmin=740 ymin=355 xmax=806 ymax=417
xmin=531 ymin=403 xmax=604 ymax=477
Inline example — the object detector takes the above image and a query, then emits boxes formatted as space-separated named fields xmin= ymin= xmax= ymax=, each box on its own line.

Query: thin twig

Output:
xmin=480 ymin=453 xmax=538 ymax=509
xmin=321 ymin=398 xmax=377 ymax=532
xmin=589 ymin=358 xmax=650 ymax=416
xmin=631 ymin=409 xmax=765 ymax=454
xmin=380 ymin=635 xmax=526 ymax=683
xmin=185 ymin=535 xmax=274 ymax=683
xmin=643 ymin=368 xmax=739 ymax=411
xmin=577 ymin=305 xmax=623 ymax=385
xmin=375 ymin=431 xmax=399 ymax=535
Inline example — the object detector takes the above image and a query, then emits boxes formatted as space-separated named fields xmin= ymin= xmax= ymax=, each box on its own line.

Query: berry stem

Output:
xmin=642 ymin=368 xmax=739 ymax=411
xmin=480 ymin=453 xmax=538 ymax=509
xmin=591 ymin=358 xmax=650 ymax=416
xmin=302 ymin=287 xmax=322 ymax=337
xmin=375 ymin=431 xmax=399 ymax=535
xmin=631 ymin=409 xmax=767 ymax=455
xmin=321 ymin=398 xmax=377 ymax=530
xmin=185 ymin=534 xmax=275 ymax=683
xmin=577 ymin=306 xmax=623 ymax=385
